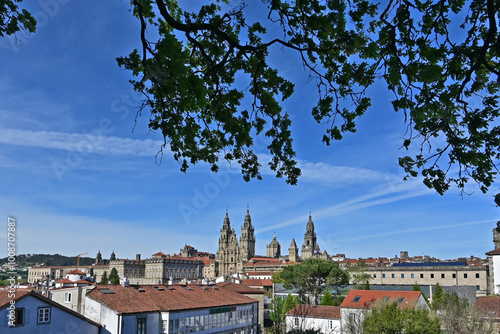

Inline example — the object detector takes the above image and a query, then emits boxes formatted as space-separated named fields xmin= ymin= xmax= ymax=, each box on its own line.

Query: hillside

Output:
xmin=0 ymin=254 xmax=95 ymax=268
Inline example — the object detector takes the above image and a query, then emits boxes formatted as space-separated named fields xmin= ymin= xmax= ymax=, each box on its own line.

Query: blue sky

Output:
xmin=0 ymin=1 xmax=498 ymax=262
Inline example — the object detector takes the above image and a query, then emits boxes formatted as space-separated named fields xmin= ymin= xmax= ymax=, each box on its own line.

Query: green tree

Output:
xmin=276 ymin=258 xmax=349 ymax=305
xmin=109 ymin=268 xmax=120 ymax=285
xmin=269 ymin=296 xmax=285 ymax=334
xmin=348 ymin=261 xmax=372 ymax=289
xmin=100 ymin=271 xmax=109 ymax=284
xmin=114 ymin=0 xmax=500 ymax=203
xmin=282 ymin=293 xmax=299 ymax=317
xmin=0 ymin=0 xmax=36 ymax=37
xmin=362 ymin=302 xmax=440 ymax=334
xmin=432 ymin=282 xmax=444 ymax=310
xmin=412 ymin=282 xmax=428 ymax=302
xmin=320 ymin=290 xmax=335 ymax=306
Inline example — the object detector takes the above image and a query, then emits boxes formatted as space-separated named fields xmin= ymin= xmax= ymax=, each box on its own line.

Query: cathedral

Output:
xmin=211 ymin=209 xmax=256 ymax=277
xmin=211 ymin=209 xmax=329 ymax=278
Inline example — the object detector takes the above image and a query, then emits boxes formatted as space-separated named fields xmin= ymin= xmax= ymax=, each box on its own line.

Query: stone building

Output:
xmin=211 ymin=209 xmax=256 ymax=278
xmin=266 ymin=233 xmax=281 ymax=258
xmin=301 ymin=214 xmax=329 ymax=260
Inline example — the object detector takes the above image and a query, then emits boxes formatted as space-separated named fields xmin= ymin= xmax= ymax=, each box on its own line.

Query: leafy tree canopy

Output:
xmin=320 ymin=289 xmax=336 ymax=306
xmin=100 ymin=271 xmax=109 ymax=284
xmin=0 ymin=0 xmax=35 ymax=37
xmin=362 ymin=302 xmax=441 ymax=334
xmin=276 ymin=258 xmax=349 ymax=304
xmin=282 ymin=293 xmax=299 ymax=316
xmin=109 ymin=267 xmax=120 ymax=285
xmin=5 ymin=0 xmax=500 ymax=201
xmin=115 ymin=0 xmax=500 ymax=202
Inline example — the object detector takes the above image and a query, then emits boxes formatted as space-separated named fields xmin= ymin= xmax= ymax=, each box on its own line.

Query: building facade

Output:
xmin=85 ymin=284 xmax=259 ymax=334
xmin=212 ymin=209 xmax=256 ymax=278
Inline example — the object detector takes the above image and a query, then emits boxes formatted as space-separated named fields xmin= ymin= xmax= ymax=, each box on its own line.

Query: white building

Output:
xmin=0 ymin=289 xmax=100 ymax=333
xmin=285 ymin=304 xmax=341 ymax=334
xmin=340 ymin=289 xmax=429 ymax=334
xmin=486 ymin=248 xmax=500 ymax=294
xmin=85 ymin=284 xmax=259 ymax=334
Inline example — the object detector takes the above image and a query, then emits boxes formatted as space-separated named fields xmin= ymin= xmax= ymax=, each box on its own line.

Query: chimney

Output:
xmin=136 ymin=254 xmax=141 ymax=261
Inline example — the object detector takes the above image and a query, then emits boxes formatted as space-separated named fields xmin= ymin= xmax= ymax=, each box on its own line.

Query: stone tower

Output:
xmin=110 ymin=251 xmax=116 ymax=261
xmin=301 ymin=213 xmax=320 ymax=260
xmin=493 ymin=221 xmax=500 ymax=249
xmin=95 ymin=250 xmax=102 ymax=265
xmin=240 ymin=208 xmax=256 ymax=261
xmin=215 ymin=211 xmax=243 ymax=277
xmin=266 ymin=233 xmax=281 ymax=258
xmin=289 ymin=238 xmax=299 ymax=262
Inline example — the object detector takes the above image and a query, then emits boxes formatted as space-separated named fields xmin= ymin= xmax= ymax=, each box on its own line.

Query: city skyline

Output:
xmin=0 ymin=2 xmax=498 ymax=261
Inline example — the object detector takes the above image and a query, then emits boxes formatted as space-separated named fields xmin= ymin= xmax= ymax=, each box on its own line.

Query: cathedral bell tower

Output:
xmin=240 ymin=208 xmax=256 ymax=261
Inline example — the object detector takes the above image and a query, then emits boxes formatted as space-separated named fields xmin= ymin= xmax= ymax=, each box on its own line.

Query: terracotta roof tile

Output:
xmin=241 ymin=279 xmax=272 ymax=287
xmin=87 ymin=284 xmax=257 ymax=314
xmin=485 ymin=248 xmax=500 ymax=255
xmin=340 ymin=289 xmax=423 ymax=310
xmin=287 ymin=304 xmax=340 ymax=319
xmin=474 ymin=296 xmax=500 ymax=317
xmin=216 ymin=282 xmax=265 ymax=295
xmin=66 ymin=270 xmax=86 ymax=275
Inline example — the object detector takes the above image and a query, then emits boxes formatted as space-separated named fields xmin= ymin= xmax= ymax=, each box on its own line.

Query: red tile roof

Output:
xmin=66 ymin=270 xmax=86 ymax=275
xmin=87 ymin=284 xmax=257 ymax=314
xmin=474 ymin=296 xmax=500 ymax=318
xmin=0 ymin=289 xmax=32 ymax=309
xmin=246 ymin=271 xmax=272 ymax=276
xmin=340 ymin=290 xmax=423 ymax=310
xmin=485 ymin=248 xmax=500 ymax=255
xmin=216 ymin=282 xmax=265 ymax=295
xmin=152 ymin=252 xmax=167 ymax=256
xmin=241 ymin=279 xmax=272 ymax=287
xmin=287 ymin=304 xmax=341 ymax=319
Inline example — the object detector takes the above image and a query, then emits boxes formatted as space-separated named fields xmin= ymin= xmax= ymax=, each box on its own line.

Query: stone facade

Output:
xmin=301 ymin=214 xmax=329 ymax=260
xmin=212 ymin=209 xmax=256 ymax=278
xmin=365 ymin=265 xmax=489 ymax=297
xmin=266 ymin=233 xmax=281 ymax=258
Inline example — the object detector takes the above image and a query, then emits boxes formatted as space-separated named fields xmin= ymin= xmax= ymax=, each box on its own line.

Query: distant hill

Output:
xmin=0 ymin=254 xmax=95 ymax=268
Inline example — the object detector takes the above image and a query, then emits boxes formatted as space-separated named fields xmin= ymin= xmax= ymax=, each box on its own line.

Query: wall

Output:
xmin=0 ymin=294 xmax=99 ymax=334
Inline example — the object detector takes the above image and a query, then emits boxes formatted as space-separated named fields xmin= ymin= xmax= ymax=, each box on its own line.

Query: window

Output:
xmin=476 ymin=273 xmax=480 ymax=278
xmin=464 ymin=273 xmax=468 ymax=279
xmin=295 ymin=318 xmax=299 ymax=326
xmin=373 ymin=274 xmax=377 ymax=278
xmin=476 ymin=285 xmax=480 ymax=290
xmin=411 ymin=273 xmax=415 ymax=278
xmin=382 ymin=296 xmax=390 ymax=302
xmin=329 ymin=320 xmax=333 ymax=329
xmin=397 ymin=297 xmax=405 ymax=304
xmin=137 ymin=317 xmax=146 ymax=334
xmin=382 ymin=274 xmax=386 ymax=278
xmin=352 ymin=295 xmax=362 ymax=302
xmin=37 ymin=307 xmax=51 ymax=324
xmin=401 ymin=274 xmax=405 ymax=278
xmin=391 ymin=274 xmax=395 ymax=278
xmin=430 ymin=274 xmax=434 ymax=279
xmin=452 ymin=273 xmax=456 ymax=278
xmin=64 ymin=292 xmax=72 ymax=303
xmin=9 ymin=308 xmax=24 ymax=326
xmin=441 ymin=273 xmax=445 ymax=279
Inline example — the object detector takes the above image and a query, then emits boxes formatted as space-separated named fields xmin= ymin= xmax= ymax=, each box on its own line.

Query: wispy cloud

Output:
xmin=256 ymin=179 xmax=431 ymax=234
xmin=0 ymin=129 xmax=164 ymax=157
xmin=336 ymin=219 xmax=495 ymax=242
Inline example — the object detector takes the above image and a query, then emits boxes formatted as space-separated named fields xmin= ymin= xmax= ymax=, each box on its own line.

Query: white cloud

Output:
xmin=0 ymin=128 xmax=164 ymax=157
